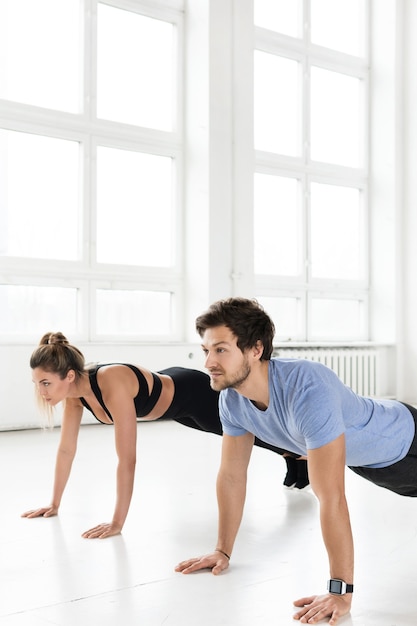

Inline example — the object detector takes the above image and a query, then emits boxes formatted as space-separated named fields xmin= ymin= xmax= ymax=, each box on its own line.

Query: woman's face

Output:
xmin=32 ymin=368 xmax=74 ymax=406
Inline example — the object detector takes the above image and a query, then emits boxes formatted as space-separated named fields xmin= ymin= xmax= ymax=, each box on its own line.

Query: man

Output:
xmin=175 ymin=297 xmax=417 ymax=625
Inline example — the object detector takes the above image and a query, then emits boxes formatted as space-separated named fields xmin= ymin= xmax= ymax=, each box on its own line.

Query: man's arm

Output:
xmin=175 ymin=432 xmax=254 ymax=575
xmin=293 ymin=434 xmax=353 ymax=625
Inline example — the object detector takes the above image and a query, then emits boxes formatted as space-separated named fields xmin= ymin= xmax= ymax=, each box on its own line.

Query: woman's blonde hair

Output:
xmin=30 ymin=332 xmax=85 ymax=422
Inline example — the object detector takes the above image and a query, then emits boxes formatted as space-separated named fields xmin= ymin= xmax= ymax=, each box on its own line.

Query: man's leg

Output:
xmin=349 ymin=402 xmax=417 ymax=497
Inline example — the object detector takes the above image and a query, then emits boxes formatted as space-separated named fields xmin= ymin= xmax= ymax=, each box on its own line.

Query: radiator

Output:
xmin=273 ymin=346 xmax=378 ymax=397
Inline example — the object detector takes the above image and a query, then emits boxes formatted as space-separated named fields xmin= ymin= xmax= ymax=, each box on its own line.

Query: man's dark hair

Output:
xmin=195 ymin=297 xmax=275 ymax=360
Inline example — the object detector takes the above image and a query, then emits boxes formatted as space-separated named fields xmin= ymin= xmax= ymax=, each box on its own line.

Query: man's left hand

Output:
xmin=293 ymin=593 xmax=352 ymax=625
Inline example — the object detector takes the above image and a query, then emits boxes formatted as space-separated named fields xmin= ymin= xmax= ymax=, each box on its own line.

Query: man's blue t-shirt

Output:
xmin=219 ymin=358 xmax=415 ymax=468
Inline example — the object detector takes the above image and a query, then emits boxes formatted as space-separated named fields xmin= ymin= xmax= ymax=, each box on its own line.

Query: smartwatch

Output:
xmin=327 ymin=579 xmax=354 ymax=595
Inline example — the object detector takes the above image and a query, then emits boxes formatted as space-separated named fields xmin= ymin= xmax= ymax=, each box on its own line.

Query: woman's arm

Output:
xmin=21 ymin=399 xmax=83 ymax=518
xmin=82 ymin=367 xmax=138 ymax=539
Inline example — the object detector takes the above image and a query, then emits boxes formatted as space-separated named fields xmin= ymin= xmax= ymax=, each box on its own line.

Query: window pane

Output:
xmin=310 ymin=67 xmax=362 ymax=167
xmin=310 ymin=183 xmax=364 ymax=280
xmin=0 ymin=0 xmax=80 ymax=112
xmin=254 ymin=52 xmax=300 ymax=156
xmin=254 ymin=0 xmax=301 ymax=38
xmin=96 ymin=289 xmax=172 ymax=336
xmin=96 ymin=147 xmax=174 ymax=267
xmin=254 ymin=173 xmax=301 ymax=275
xmin=311 ymin=0 xmax=366 ymax=57
xmin=257 ymin=295 xmax=302 ymax=341
xmin=0 ymin=285 xmax=78 ymax=336
xmin=97 ymin=4 xmax=175 ymax=130
xmin=310 ymin=297 xmax=364 ymax=340
xmin=0 ymin=130 xmax=80 ymax=260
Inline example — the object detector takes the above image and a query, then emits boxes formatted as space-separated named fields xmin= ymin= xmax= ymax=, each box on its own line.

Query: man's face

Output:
xmin=201 ymin=325 xmax=251 ymax=392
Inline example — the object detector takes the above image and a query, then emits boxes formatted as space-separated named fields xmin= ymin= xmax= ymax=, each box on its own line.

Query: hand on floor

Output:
xmin=81 ymin=522 xmax=122 ymax=539
xmin=21 ymin=505 xmax=58 ymax=518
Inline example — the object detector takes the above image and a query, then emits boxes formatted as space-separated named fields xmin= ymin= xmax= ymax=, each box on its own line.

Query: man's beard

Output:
xmin=210 ymin=359 xmax=251 ymax=391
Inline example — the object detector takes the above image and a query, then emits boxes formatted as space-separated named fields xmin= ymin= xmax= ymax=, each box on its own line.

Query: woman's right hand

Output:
xmin=21 ymin=505 xmax=58 ymax=519
xmin=175 ymin=551 xmax=230 ymax=575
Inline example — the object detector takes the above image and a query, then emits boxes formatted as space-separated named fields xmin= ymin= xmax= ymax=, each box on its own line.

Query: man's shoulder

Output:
xmin=269 ymin=357 xmax=319 ymax=376
xmin=270 ymin=357 xmax=333 ymax=375
xmin=268 ymin=358 xmax=339 ymax=394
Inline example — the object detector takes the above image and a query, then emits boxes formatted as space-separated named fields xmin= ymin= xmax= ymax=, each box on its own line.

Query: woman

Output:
xmin=22 ymin=332 xmax=309 ymax=538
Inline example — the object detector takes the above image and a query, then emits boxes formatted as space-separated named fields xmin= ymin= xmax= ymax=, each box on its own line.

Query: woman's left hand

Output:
xmin=81 ymin=522 xmax=122 ymax=539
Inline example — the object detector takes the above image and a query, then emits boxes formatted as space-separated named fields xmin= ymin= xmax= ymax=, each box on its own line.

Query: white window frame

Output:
xmin=250 ymin=1 xmax=371 ymax=342
xmin=0 ymin=0 xmax=185 ymax=343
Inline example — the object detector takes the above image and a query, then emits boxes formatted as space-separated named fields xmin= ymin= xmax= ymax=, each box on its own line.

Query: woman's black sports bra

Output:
xmin=80 ymin=363 xmax=162 ymax=424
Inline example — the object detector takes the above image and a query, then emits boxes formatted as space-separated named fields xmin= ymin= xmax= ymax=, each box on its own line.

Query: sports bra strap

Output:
xmin=137 ymin=369 xmax=162 ymax=416
xmin=82 ymin=363 xmax=163 ymax=421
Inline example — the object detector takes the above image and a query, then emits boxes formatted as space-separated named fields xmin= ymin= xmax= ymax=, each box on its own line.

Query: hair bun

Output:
xmin=39 ymin=332 xmax=69 ymax=346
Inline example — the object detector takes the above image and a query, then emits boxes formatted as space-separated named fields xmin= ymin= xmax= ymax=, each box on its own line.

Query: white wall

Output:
xmin=398 ymin=0 xmax=417 ymax=404
xmin=369 ymin=0 xmax=400 ymax=346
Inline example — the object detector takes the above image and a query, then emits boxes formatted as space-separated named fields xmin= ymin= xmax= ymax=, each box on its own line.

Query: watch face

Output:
xmin=328 ymin=580 xmax=343 ymax=594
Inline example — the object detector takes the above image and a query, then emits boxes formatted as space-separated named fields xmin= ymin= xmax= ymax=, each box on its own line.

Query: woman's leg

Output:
xmin=159 ymin=367 xmax=309 ymax=489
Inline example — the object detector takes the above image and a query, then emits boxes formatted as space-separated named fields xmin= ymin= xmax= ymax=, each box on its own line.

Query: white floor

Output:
xmin=1 ymin=419 xmax=417 ymax=626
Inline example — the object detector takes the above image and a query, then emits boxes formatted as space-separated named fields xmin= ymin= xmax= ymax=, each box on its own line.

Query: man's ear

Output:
xmin=252 ymin=340 xmax=264 ymax=360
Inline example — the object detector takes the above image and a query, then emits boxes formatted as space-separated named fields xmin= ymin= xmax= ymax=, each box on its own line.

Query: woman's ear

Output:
xmin=66 ymin=369 xmax=76 ymax=383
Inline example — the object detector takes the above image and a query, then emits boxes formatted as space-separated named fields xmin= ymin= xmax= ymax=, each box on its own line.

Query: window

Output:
xmin=0 ymin=283 xmax=79 ymax=337
xmin=310 ymin=67 xmax=363 ymax=168
xmin=254 ymin=173 xmax=301 ymax=277
xmin=254 ymin=52 xmax=300 ymax=157
xmin=0 ymin=130 xmax=80 ymax=261
xmin=0 ymin=0 xmax=183 ymax=341
xmin=96 ymin=4 xmax=175 ymax=130
xmin=310 ymin=182 xmax=366 ymax=281
xmin=96 ymin=147 xmax=175 ymax=267
xmin=254 ymin=0 xmax=368 ymax=341
xmin=0 ymin=0 xmax=81 ymax=112
xmin=95 ymin=288 xmax=173 ymax=337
